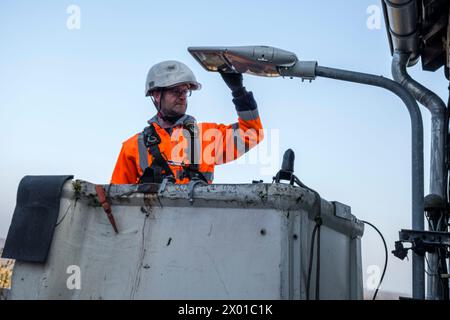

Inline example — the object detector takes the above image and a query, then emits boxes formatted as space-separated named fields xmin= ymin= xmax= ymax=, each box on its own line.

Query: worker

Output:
xmin=111 ymin=60 xmax=264 ymax=184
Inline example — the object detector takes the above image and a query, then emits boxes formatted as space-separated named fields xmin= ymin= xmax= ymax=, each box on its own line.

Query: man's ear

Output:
xmin=152 ymin=91 xmax=161 ymax=102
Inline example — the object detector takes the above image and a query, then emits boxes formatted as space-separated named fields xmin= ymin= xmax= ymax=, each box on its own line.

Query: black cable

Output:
xmin=361 ymin=220 xmax=388 ymax=300
xmin=426 ymin=215 xmax=435 ymax=231
xmin=316 ymin=223 xmax=321 ymax=300
xmin=306 ymin=223 xmax=318 ymax=300
xmin=425 ymin=253 xmax=446 ymax=296
xmin=55 ymin=202 xmax=73 ymax=227
xmin=426 ymin=212 xmax=449 ymax=299
xmin=293 ymin=175 xmax=322 ymax=300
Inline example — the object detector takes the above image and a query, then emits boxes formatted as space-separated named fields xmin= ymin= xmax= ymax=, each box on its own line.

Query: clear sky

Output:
xmin=1 ymin=0 xmax=448 ymax=296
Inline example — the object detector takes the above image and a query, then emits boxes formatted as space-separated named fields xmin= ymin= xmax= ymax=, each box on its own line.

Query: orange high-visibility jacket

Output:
xmin=111 ymin=92 xmax=263 ymax=184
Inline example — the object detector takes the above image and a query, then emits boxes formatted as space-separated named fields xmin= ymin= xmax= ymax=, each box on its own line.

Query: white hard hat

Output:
xmin=145 ymin=60 xmax=202 ymax=96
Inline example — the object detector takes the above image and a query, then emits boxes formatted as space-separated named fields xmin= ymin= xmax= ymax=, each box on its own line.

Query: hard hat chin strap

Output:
xmin=154 ymin=89 xmax=186 ymax=123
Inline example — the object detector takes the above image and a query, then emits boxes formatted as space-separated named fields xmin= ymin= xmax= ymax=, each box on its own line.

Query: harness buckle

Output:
xmin=146 ymin=134 xmax=160 ymax=146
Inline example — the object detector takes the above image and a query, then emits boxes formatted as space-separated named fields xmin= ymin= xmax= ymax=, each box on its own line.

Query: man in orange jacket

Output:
xmin=111 ymin=60 xmax=264 ymax=184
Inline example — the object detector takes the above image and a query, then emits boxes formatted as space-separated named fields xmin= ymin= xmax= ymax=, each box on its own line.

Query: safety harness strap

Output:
xmin=137 ymin=120 xmax=209 ymax=184
xmin=183 ymin=121 xmax=200 ymax=169
xmin=138 ymin=124 xmax=175 ymax=183
xmin=137 ymin=132 xmax=149 ymax=171
xmin=181 ymin=121 xmax=209 ymax=183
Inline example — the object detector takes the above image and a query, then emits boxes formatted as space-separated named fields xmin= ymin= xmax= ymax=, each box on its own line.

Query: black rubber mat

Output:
xmin=2 ymin=175 xmax=73 ymax=262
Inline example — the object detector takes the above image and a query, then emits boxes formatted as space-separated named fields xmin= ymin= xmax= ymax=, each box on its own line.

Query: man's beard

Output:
xmin=159 ymin=103 xmax=186 ymax=123
xmin=159 ymin=112 xmax=184 ymax=123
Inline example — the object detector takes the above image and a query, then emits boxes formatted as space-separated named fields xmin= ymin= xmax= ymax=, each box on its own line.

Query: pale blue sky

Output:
xmin=1 ymin=0 xmax=448 ymax=296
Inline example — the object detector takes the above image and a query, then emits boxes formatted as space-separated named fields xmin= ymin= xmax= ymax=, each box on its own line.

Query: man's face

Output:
xmin=152 ymin=84 xmax=191 ymax=117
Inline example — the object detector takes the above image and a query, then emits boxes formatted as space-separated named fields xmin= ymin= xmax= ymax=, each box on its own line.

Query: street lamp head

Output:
xmin=188 ymin=45 xmax=298 ymax=77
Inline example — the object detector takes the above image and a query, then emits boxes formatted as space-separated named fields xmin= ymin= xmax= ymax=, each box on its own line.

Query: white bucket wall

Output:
xmin=6 ymin=180 xmax=364 ymax=300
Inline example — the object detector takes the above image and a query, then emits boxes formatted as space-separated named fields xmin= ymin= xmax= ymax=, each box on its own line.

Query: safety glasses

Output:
xmin=165 ymin=87 xmax=192 ymax=98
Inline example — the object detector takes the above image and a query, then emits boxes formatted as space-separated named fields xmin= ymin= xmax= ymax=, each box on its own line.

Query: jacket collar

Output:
xmin=148 ymin=114 xmax=197 ymax=128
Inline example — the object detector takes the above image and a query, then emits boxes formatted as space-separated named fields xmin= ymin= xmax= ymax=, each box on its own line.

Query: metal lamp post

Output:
xmin=188 ymin=45 xmax=425 ymax=299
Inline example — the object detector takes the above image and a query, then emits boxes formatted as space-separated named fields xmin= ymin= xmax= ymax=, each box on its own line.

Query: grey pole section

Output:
xmin=391 ymin=50 xmax=447 ymax=300
xmin=281 ymin=63 xmax=425 ymax=299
